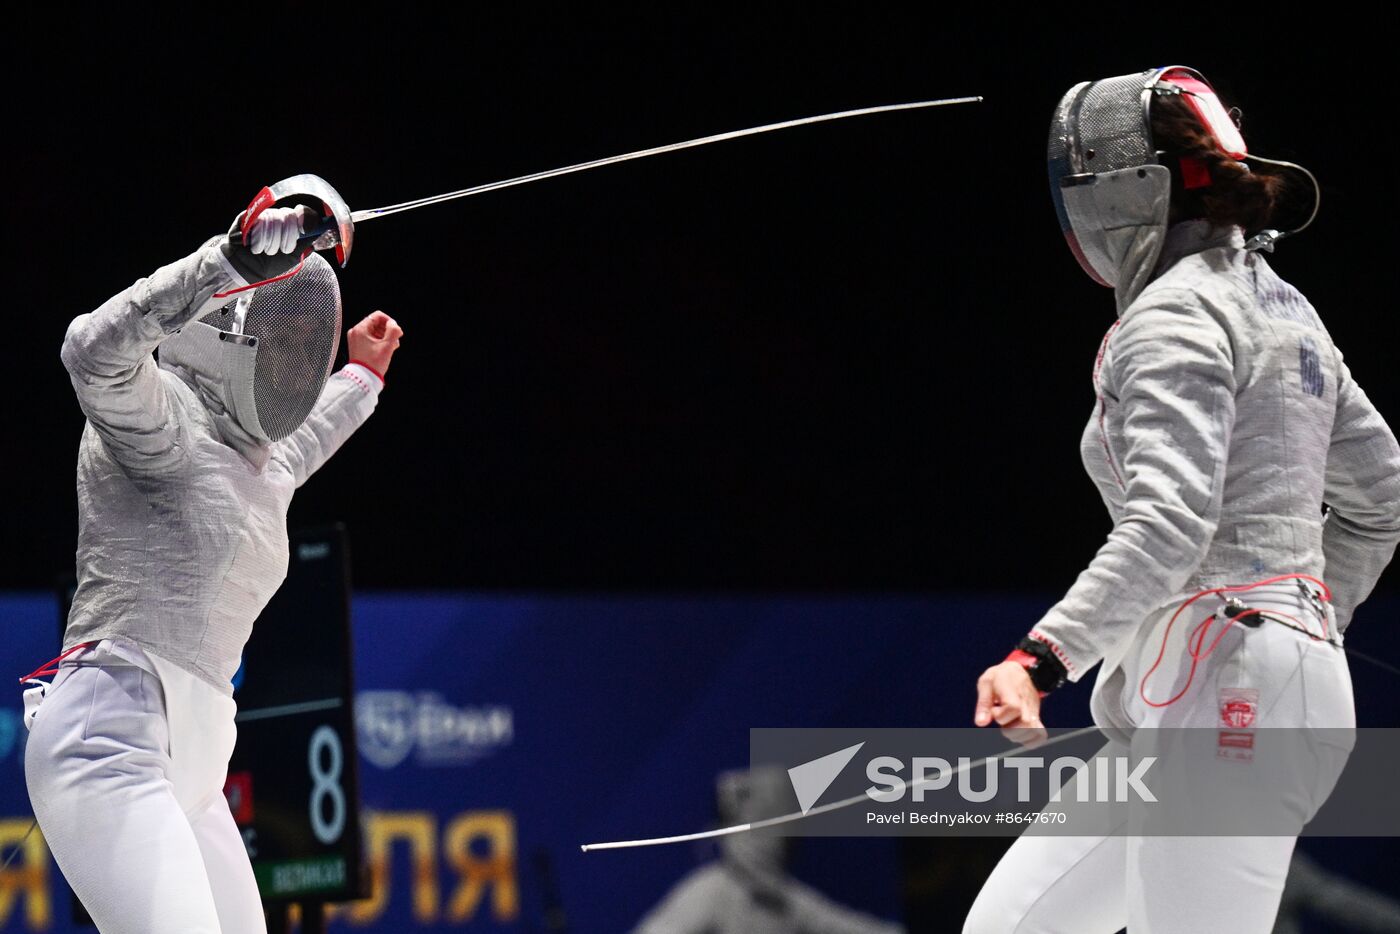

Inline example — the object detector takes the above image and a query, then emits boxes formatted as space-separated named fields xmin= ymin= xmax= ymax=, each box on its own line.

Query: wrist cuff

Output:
xmin=1007 ymin=638 xmax=1068 ymax=695
xmin=342 ymin=363 xmax=384 ymax=395
xmin=348 ymin=359 xmax=386 ymax=386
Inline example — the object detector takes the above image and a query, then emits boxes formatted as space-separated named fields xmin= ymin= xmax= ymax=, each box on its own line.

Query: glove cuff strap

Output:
xmin=1007 ymin=638 xmax=1068 ymax=695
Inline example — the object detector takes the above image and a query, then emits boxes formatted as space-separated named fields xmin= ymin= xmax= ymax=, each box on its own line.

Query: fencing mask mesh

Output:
xmin=241 ymin=254 xmax=342 ymax=440
xmin=1047 ymin=66 xmax=1244 ymax=310
xmin=162 ymin=251 xmax=342 ymax=443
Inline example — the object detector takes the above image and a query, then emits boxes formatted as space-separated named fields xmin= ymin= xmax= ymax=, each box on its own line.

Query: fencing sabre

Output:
xmin=350 ymin=97 xmax=982 ymax=225
xmin=258 ymin=97 xmax=983 ymax=267
xmin=581 ymin=624 xmax=1400 ymax=853
xmin=579 ymin=724 xmax=1102 ymax=852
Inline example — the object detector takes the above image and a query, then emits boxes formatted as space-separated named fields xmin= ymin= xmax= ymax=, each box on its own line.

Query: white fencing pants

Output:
xmin=964 ymin=583 xmax=1355 ymax=934
xmin=23 ymin=639 xmax=266 ymax=934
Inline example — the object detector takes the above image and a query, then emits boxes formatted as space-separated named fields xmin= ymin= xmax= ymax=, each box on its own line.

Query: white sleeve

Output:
xmin=273 ymin=364 xmax=383 ymax=488
xmin=59 ymin=240 xmax=244 ymax=474
xmin=1029 ymin=288 xmax=1238 ymax=680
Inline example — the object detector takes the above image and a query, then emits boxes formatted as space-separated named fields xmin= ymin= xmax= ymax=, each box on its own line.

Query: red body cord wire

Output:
xmin=211 ymin=249 xmax=311 ymax=300
xmin=18 ymin=642 xmax=96 ymax=684
xmin=1138 ymin=574 xmax=1331 ymax=709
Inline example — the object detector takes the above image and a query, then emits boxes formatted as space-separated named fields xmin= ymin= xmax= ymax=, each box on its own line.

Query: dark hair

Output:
xmin=1150 ymin=94 xmax=1285 ymax=232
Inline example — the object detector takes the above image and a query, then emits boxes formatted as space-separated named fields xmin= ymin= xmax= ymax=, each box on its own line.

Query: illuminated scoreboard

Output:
xmin=227 ymin=524 xmax=368 ymax=905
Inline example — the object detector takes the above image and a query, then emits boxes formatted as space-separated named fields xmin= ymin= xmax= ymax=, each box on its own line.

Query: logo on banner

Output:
xmin=357 ymin=691 xmax=513 ymax=769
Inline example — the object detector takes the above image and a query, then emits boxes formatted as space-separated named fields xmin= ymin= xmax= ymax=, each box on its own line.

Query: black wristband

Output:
xmin=1014 ymin=637 xmax=1068 ymax=694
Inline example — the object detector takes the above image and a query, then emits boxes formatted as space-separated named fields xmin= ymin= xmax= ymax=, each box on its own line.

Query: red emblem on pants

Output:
xmin=1219 ymin=688 xmax=1258 ymax=728
xmin=1218 ymin=688 xmax=1259 ymax=762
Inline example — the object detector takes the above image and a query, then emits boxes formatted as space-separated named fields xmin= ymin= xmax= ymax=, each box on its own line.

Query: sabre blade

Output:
xmin=579 ymin=724 xmax=1100 ymax=853
xmin=350 ymin=97 xmax=983 ymax=224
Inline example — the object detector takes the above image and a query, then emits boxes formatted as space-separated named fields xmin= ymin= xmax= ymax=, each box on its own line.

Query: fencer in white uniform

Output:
xmin=965 ymin=68 xmax=1400 ymax=933
xmin=23 ymin=204 xmax=403 ymax=933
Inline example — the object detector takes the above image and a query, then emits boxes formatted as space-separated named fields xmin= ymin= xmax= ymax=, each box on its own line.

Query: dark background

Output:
xmin=10 ymin=14 xmax=1397 ymax=597
xmin=5 ymin=15 xmax=1398 ymax=933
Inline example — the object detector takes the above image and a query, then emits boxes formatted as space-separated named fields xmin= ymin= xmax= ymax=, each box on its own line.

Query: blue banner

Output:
xmin=3 ymin=593 xmax=1397 ymax=931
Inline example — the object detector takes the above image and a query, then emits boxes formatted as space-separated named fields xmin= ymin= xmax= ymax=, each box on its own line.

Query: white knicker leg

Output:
xmin=962 ymin=831 xmax=1127 ymax=934
xmin=1127 ymin=835 xmax=1296 ymax=934
xmin=1115 ymin=587 xmax=1355 ymax=934
xmin=189 ymin=792 xmax=266 ymax=934
xmin=968 ymin=584 xmax=1354 ymax=933
xmin=23 ymin=640 xmax=267 ymax=934
xmin=139 ymin=647 xmax=265 ymax=934
xmin=24 ymin=655 xmax=224 ymax=933
xmin=964 ymin=742 xmax=1130 ymax=933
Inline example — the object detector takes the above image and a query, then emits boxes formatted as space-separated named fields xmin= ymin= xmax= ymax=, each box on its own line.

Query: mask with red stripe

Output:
xmin=1046 ymin=66 xmax=1246 ymax=309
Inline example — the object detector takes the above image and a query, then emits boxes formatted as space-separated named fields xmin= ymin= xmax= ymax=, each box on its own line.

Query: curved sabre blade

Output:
xmin=579 ymin=724 xmax=1099 ymax=853
xmin=351 ymin=97 xmax=983 ymax=224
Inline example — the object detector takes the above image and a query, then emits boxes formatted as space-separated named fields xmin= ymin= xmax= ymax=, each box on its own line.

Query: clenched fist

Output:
xmin=974 ymin=661 xmax=1047 ymax=744
xmin=347 ymin=312 xmax=404 ymax=380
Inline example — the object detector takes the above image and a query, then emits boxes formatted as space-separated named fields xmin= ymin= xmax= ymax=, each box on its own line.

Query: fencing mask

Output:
xmin=160 ymin=251 xmax=342 ymax=443
xmin=1047 ymin=66 xmax=1247 ymax=311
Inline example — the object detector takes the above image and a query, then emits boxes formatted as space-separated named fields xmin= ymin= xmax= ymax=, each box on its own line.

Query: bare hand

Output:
xmin=347 ymin=311 xmax=403 ymax=379
xmin=974 ymin=661 xmax=1047 ymax=744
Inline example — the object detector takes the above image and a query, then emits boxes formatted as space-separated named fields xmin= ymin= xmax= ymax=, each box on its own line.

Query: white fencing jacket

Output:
xmin=1031 ymin=220 xmax=1400 ymax=686
xmin=59 ymin=241 xmax=381 ymax=695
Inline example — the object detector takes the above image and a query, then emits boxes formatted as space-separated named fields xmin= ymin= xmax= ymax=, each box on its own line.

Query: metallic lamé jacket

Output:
xmin=1031 ymin=220 xmax=1400 ymax=684
xmin=59 ymin=242 xmax=381 ymax=695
